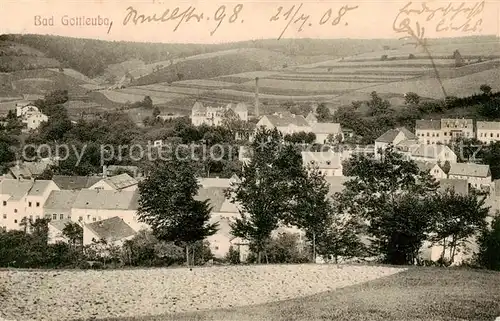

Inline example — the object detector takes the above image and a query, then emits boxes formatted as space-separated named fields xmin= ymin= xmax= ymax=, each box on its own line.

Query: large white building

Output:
xmin=476 ymin=121 xmax=500 ymax=145
xmin=301 ymin=151 xmax=343 ymax=177
xmin=415 ymin=118 xmax=474 ymax=145
xmin=448 ymin=163 xmax=492 ymax=190
xmin=191 ymin=101 xmax=248 ymax=126
xmin=0 ymin=179 xmax=60 ymax=231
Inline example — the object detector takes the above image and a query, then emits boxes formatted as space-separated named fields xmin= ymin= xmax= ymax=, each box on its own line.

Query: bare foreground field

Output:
xmin=0 ymin=265 xmax=404 ymax=321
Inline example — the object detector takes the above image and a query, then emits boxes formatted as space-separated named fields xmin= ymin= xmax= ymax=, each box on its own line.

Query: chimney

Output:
xmin=254 ymin=77 xmax=260 ymax=118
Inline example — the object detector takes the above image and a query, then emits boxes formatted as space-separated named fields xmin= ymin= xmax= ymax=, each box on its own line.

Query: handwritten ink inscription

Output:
xmin=270 ymin=4 xmax=358 ymax=40
xmin=123 ymin=5 xmax=244 ymax=36
xmin=393 ymin=1 xmax=484 ymax=45
xmin=122 ymin=4 xmax=358 ymax=39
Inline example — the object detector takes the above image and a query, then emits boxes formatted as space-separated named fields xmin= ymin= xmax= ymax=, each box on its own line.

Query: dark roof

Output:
xmin=85 ymin=217 xmax=136 ymax=242
xmin=73 ymin=190 xmax=138 ymax=210
xmin=52 ymin=175 xmax=102 ymax=190
xmin=264 ymin=113 xmax=310 ymax=127
xmin=44 ymin=190 xmax=79 ymax=209
xmin=375 ymin=127 xmax=417 ymax=143
xmin=194 ymin=187 xmax=227 ymax=212
xmin=416 ymin=119 xmax=441 ymax=130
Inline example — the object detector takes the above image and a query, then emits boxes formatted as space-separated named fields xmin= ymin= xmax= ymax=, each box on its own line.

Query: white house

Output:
xmin=415 ymin=118 xmax=474 ymax=145
xmin=89 ymin=173 xmax=138 ymax=191
xmin=191 ymin=101 xmax=248 ymax=126
xmin=47 ymin=219 xmax=75 ymax=244
xmin=0 ymin=179 xmax=60 ymax=231
xmin=409 ymin=144 xmax=457 ymax=163
xmin=414 ymin=161 xmax=447 ymax=179
xmin=448 ymin=163 xmax=492 ymax=190
xmin=374 ymin=127 xmax=418 ymax=158
xmin=476 ymin=121 xmax=500 ymax=145
xmin=22 ymin=111 xmax=48 ymax=131
xmin=16 ymin=104 xmax=39 ymax=117
xmin=70 ymin=189 xmax=146 ymax=232
xmin=255 ymin=112 xmax=311 ymax=136
xmin=83 ymin=216 xmax=137 ymax=246
xmin=310 ymin=123 xmax=343 ymax=144
xmin=43 ymin=190 xmax=79 ymax=222
xmin=301 ymin=151 xmax=343 ymax=176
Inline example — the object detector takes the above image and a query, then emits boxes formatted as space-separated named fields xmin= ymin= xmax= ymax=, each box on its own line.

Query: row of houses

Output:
xmin=416 ymin=118 xmax=500 ymax=145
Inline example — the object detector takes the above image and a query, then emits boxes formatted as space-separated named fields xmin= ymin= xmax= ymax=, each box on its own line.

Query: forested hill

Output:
xmin=3 ymin=34 xmax=498 ymax=78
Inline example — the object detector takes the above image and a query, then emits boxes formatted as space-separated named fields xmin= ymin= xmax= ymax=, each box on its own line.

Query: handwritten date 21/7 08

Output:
xmin=270 ymin=4 xmax=359 ymax=39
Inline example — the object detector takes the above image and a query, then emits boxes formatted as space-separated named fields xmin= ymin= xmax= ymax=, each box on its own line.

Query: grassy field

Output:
xmin=92 ymin=267 xmax=500 ymax=321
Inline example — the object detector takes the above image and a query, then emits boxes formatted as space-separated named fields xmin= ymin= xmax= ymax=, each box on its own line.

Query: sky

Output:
xmin=0 ymin=0 xmax=499 ymax=44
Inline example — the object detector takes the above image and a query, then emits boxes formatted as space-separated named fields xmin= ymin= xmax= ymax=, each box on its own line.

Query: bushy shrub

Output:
xmin=476 ymin=216 xmax=500 ymax=271
xmin=225 ymin=246 xmax=241 ymax=264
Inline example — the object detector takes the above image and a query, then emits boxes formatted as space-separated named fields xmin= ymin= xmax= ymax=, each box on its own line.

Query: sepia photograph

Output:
xmin=0 ymin=0 xmax=499 ymax=320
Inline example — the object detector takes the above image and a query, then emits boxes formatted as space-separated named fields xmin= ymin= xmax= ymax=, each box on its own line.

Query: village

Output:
xmin=1 ymin=90 xmax=500 ymax=266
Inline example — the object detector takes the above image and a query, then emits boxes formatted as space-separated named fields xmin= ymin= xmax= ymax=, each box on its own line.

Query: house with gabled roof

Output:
xmin=310 ymin=123 xmax=343 ymax=144
xmin=476 ymin=121 xmax=500 ymax=145
xmin=89 ymin=173 xmax=138 ymax=191
xmin=448 ymin=163 xmax=492 ymax=190
xmin=83 ymin=216 xmax=137 ymax=246
xmin=374 ymin=127 xmax=418 ymax=158
xmin=47 ymin=218 xmax=75 ymax=244
xmin=0 ymin=179 xmax=60 ymax=231
xmin=255 ymin=112 xmax=311 ymax=137
xmin=44 ymin=190 xmax=79 ymax=222
xmin=414 ymin=161 xmax=447 ymax=179
xmin=409 ymin=144 xmax=457 ymax=164
xmin=301 ymin=151 xmax=343 ymax=176
xmin=52 ymin=175 xmax=102 ymax=190
xmin=71 ymin=189 xmax=145 ymax=232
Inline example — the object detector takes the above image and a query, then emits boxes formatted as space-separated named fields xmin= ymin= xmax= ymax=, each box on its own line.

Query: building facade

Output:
xmin=476 ymin=121 xmax=500 ymax=145
xmin=191 ymin=101 xmax=248 ymax=126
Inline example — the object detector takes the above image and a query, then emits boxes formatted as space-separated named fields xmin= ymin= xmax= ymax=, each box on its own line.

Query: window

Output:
xmin=92 ymin=217 xmax=97 ymax=222
xmin=427 ymin=133 xmax=429 ymax=136
xmin=2 ymin=214 xmax=6 ymax=219
xmin=14 ymin=219 xmax=17 ymax=224
xmin=214 ymin=246 xmax=219 ymax=250
xmin=326 ymin=161 xmax=331 ymax=165
xmin=436 ymin=134 xmax=439 ymax=137
xmin=60 ymin=214 xmax=64 ymax=220
xmin=427 ymin=140 xmax=430 ymax=144
xmin=2 ymin=201 xmax=5 ymax=206
xmin=52 ymin=214 xmax=57 ymax=220
xmin=67 ymin=215 xmax=71 ymax=219
xmin=36 ymin=202 xmax=40 ymax=207
xmin=14 ymin=209 xmax=17 ymax=213
xmin=87 ymin=215 xmax=90 ymax=220
xmin=491 ymin=133 xmax=494 ymax=137
xmin=28 ymin=202 xmax=32 ymax=207
xmin=444 ymin=132 xmax=447 ymax=136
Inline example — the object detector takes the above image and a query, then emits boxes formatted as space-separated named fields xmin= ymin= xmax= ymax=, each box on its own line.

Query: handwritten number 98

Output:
xmin=211 ymin=4 xmax=244 ymax=36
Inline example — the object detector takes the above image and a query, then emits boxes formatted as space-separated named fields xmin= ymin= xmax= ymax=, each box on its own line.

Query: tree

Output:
xmin=480 ymin=84 xmax=492 ymax=96
xmin=404 ymin=92 xmax=420 ymax=105
xmin=429 ymin=189 xmax=489 ymax=265
xmin=338 ymin=146 xmax=439 ymax=264
xmin=137 ymin=155 xmax=218 ymax=266
xmin=316 ymin=103 xmax=332 ymax=122
xmin=476 ymin=214 xmax=500 ymax=270
xmin=367 ymin=91 xmax=391 ymax=116
xmin=62 ymin=222 xmax=83 ymax=249
xmin=142 ymin=96 xmax=153 ymax=109
xmin=284 ymin=166 xmax=332 ymax=262
xmin=152 ymin=106 xmax=161 ymax=118
xmin=227 ymin=127 xmax=288 ymax=263
xmin=265 ymin=232 xmax=310 ymax=263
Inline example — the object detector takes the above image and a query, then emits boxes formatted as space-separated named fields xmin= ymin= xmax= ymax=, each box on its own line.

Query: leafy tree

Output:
xmin=284 ymin=166 xmax=332 ymax=262
xmin=227 ymin=127 xmax=287 ymax=263
xmin=476 ymin=214 xmax=500 ymax=270
xmin=225 ymin=245 xmax=241 ymax=264
xmin=265 ymin=232 xmax=310 ymax=264
xmin=152 ymin=106 xmax=161 ymax=118
xmin=404 ymin=92 xmax=420 ymax=105
xmin=62 ymin=222 xmax=83 ymax=250
xmin=338 ymin=147 xmax=439 ymax=264
xmin=480 ymin=84 xmax=492 ymax=95
xmin=143 ymin=96 xmax=153 ymax=108
xmin=478 ymin=97 xmax=500 ymax=119
xmin=429 ymin=189 xmax=489 ymax=265
xmin=450 ymin=137 xmax=484 ymax=163
xmin=316 ymin=103 xmax=332 ymax=122
xmin=137 ymin=155 xmax=218 ymax=266
xmin=284 ymin=131 xmax=316 ymax=144
xmin=367 ymin=91 xmax=391 ymax=116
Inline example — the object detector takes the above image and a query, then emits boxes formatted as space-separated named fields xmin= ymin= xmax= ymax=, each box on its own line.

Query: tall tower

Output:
xmin=254 ymin=77 xmax=260 ymax=118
